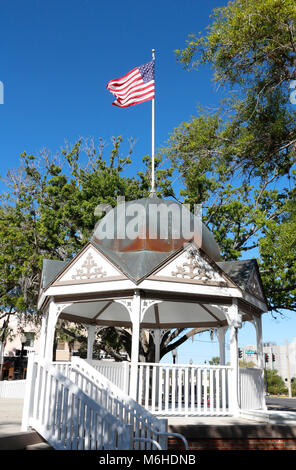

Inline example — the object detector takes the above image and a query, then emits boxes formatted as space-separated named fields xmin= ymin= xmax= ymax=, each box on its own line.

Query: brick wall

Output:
xmin=168 ymin=437 xmax=296 ymax=451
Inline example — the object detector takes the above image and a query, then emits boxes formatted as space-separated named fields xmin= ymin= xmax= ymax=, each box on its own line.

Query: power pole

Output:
xmin=286 ymin=340 xmax=292 ymax=398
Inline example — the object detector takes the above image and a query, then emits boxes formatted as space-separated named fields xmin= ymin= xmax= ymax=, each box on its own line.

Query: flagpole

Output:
xmin=151 ymin=48 xmax=156 ymax=195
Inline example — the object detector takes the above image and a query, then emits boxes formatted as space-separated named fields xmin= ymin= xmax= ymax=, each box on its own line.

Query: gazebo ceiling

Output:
xmin=59 ymin=298 xmax=231 ymax=329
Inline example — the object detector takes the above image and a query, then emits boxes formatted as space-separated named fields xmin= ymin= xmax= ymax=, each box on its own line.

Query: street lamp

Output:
xmin=20 ymin=334 xmax=27 ymax=379
xmin=20 ymin=334 xmax=27 ymax=355
xmin=172 ymin=349 xmax=177 ymax=364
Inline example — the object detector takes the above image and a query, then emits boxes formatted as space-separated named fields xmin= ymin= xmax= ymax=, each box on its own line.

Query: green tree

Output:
xmin=266 ymin=369 xmax=288 ymax=395
xmin=209 ymin=356 xmax=220 ymax=365
xmin=160 ymin=0 xmax=296 ymax=313
xmin=161 ymin=111 xmax=295 ymax=312
xmin=175 ymin=0 xmax=296 ymax=177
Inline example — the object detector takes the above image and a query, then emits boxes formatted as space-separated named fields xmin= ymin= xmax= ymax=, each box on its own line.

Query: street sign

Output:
xmin=245 ymin=350 xmax=256 ymax=355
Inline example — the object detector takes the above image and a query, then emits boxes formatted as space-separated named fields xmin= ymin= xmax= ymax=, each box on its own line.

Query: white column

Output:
xmin=114 ymin=296 xmax=141 ymax=399
xmin=252 ymin=315 xmax=267 ymax=410
xmin=149 ymin=329 xmax=168 ymax=363
xmin=85 ymin=325 xmax=97 ymax=361
xmin=44 ymin=300 xmax=60 ymax=362
xmin=252 ymin=316 xmax=264 ymax=369
xmin=38 ymin=312 xmax=48 ymax=359
xmin=130 ymin=291 xmax=141 ymax=400
xmin=154 ymin=330 xmax=161 ymax=363
xmin=40 ymin=300 xmax=71 ymax=362
xmin=217 ymin=327 xmax=227 ymax=365
xmin=224 ymin=300 xmax=242 ymax=416
xmin=229 ymin=324 xmax=239 ymax=414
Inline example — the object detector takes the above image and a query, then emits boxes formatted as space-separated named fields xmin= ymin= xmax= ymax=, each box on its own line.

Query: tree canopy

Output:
xmin=175 ymin=0 xmax=296 ymax=177
xmin=161 ymin=0 xmax=296 ymax=313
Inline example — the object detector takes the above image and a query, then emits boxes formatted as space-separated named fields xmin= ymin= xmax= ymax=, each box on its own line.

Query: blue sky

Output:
xmin=0 ymin=0 xmax=295 ymax=363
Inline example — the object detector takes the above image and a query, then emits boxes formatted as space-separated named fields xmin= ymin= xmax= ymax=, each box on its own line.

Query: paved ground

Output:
xmin=0 ymin=398 xmax=24 ymax=436
xmin=167 ymin=416 xmax=264 ymax=426
xmin=266 ymin=397 xmax=296 ymax=412
xmin=1 ymin=397 xmax=296 ymax=439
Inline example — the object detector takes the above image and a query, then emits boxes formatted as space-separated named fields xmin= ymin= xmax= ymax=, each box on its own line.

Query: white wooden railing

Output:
xmin=239 ymin=367 xmax=265 ymax=410
xmin=87 ymin=359 xmax=130 ymax=394
xmin=22 ymin=355 xmax=133 ymax=450
xmin=0 ymin=379 xmax=26 ymax=398
xmin=22 ymin=355 xmax=188 ymax=450
xmin=69 ymin=357 xmax=188 ymax=450
xmin=136 ymin=363 xmax=232 ymax=416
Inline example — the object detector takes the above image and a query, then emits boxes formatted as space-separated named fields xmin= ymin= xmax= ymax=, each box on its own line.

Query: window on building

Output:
xmin=24 ymin=332 xmax=35 ymax=347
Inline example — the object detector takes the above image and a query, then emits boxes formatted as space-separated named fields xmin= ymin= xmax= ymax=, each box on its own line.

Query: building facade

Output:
xmin=240 ymin=338 xmax=296 ymax=382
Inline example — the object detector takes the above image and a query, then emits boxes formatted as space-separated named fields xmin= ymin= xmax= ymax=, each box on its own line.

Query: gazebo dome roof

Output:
xmin=91 ymin=196 xmax=221 ymax=282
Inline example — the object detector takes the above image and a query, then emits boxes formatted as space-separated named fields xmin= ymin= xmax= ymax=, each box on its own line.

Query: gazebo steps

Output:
xmin=25 ymin=441 xmax=54 ymax=450
xmin=240 ymin=409 xmax=296 ymax=425
xmin=0 ymin=430 xmax=51 ymax=451
xmin=167 ymin=415 xmax=296 ymax=450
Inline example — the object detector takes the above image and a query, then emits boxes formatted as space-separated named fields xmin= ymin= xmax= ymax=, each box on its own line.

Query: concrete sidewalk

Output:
xmin=0 ymin=398 xmax=24 ymax=436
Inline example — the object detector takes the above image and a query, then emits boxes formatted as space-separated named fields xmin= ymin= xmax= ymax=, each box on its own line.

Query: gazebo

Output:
xmin=36 ymin=195 xmax=268 ymax=417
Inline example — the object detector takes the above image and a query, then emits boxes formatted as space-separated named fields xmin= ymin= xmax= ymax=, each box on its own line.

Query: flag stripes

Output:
xmin=107 ymin=60 xmax=155 ymax=107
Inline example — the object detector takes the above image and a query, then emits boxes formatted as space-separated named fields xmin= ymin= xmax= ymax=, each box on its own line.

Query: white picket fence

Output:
xmin=87 ymin=359 xmax=130 ymax=394
xmin=0 ymin=379 xmax=26 ymax=398
xmin=239 ymin=367 xmax=265 ymax=410
xmin=22 ymin=355 xmax=133 ymax=450
xmin=22 ymin=355 xmax=188 ymax=450
xmin=136 ymin=363 xmax=232 ymax=416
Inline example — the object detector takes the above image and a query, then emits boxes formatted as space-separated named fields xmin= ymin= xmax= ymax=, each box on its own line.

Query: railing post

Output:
xmin=21 ymin=352 xmax=35 ymax=431
xmin=252 ymin=315 xmax=267 ymax=410
xmin=122 ymin=361 xmax=130 ymax=395
xmin=229 ymin=326 xmax=240 ymax=415
xmin=157 ymin=418 xmax=168 ymax=450
xmin=119 ymin=424 xmax=133 ymax=450
xmin=130 ymin=292 xmax=141 ymax=400
xmin=224 ymin=300 xmax=242 ymax=416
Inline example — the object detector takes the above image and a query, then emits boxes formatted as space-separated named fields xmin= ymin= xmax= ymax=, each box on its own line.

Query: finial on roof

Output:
xmin=149 ymin=189 xmax=157 ymax=198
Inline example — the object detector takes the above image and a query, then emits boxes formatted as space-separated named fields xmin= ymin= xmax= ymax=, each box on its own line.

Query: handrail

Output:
xmin=133 ymin=438 xmax=162 ymax=450
xmin=22 ymin=355 xmax=133 ymax=450
xmin=153 ymin=431 xmax=189 ymax=450
xmin=71 ymin=357 xmax=160 ymax=424
xmin=70 ymin=357 xmax=189 ymax=450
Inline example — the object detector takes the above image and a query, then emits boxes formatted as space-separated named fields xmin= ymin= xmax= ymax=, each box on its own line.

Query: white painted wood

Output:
xmin=139 ymin=279 xmax=241 ymax=298
xmin=154 ymin=249 xmax=226 ymax=283
xmin=88 ymin=360 xmax=130 ymax=393
xmin=229 ymin=325 xmax=239 ymax=415
xmin=171 ymin=367 xmax=176 ymax=413
xmin=184 ymin=367 xmax=189 ymax=415
xmin=23 ymin=355 xmax=133 ymax=450
xmin=239 ymin=367 xmax=265 ymax=410
xmin=0 ymin=379 xmax=26 ymax=398
xmin=217 ymin=327 xmax=227 ymax=365
xmin=190 ymin=368 xmax=195 ymax=414
xmin=55 ymin=244 xmax=122 ymax=283
xmin=136 ymin=362 xmax=232 ymax=416
xmin=70 ymin=357 xmax=178 ymax=449
xmin=216 ymin=368 xmax=220 ymax=414
xmin=46 ymin=279 xmax=135 ymax=297
xmin=222 ymin=368 xmax=226 ymax=414
xmin=225 ymin=300 xmax=241 ymax=415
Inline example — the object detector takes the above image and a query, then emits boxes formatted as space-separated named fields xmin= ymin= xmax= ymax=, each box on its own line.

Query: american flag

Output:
xmin=106 ymin=60 xmax=155 ymax=107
